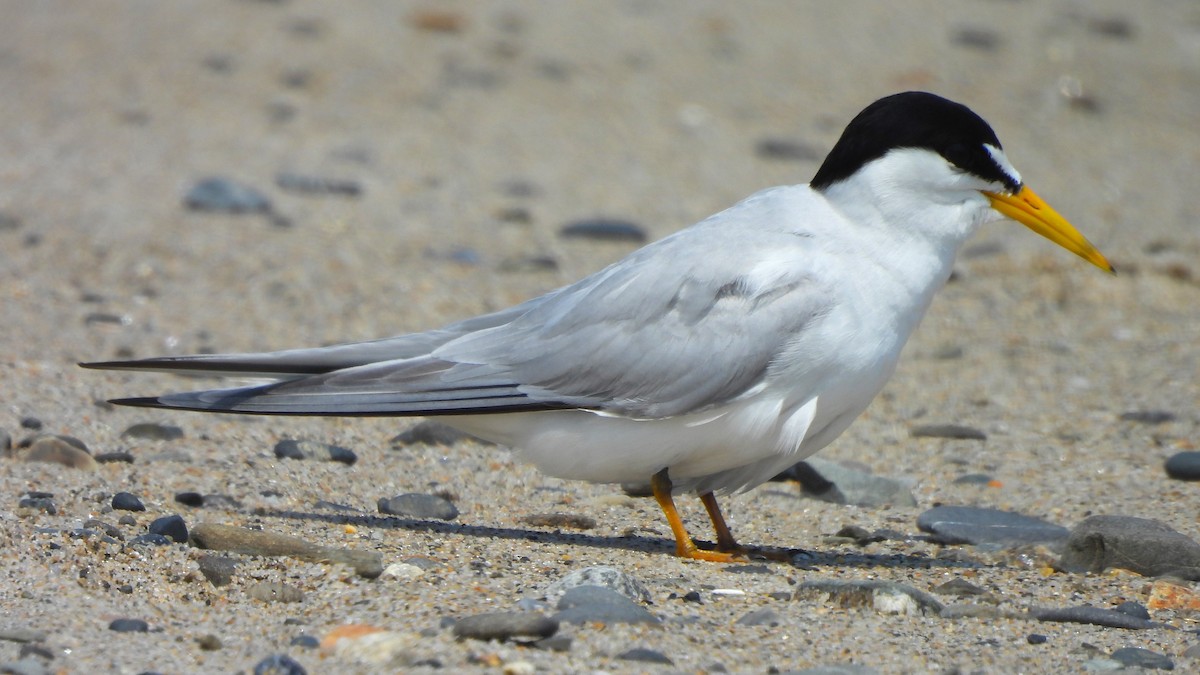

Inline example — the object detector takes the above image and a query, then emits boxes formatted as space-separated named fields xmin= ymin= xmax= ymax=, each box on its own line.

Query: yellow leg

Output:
xmin=700 ymin=491 xmax=740 ymax=552
xmin=651 ymin=469 xmax=744 ymax=562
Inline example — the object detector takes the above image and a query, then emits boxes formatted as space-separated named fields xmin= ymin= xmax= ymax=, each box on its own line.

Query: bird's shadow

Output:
xmin=263 ymin=508 xmax=986 ymax=571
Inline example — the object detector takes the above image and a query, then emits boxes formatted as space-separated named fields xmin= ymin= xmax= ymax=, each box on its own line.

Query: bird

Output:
xmin=83 ymin=92 xmax=1113 ymax=562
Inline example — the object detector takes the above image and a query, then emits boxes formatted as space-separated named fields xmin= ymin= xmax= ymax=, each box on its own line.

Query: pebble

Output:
xmin=1147 ymin=579 xmax=1200 ymax=611
xmin=248 ymin=582 xmax=304 ymax=604
xmin=0 ymin=657 xmax=49 ymax=675
xmin=196 ymin=634 xmax=222 ymax=651
xmin=558 ymin=219 xmax=647 ymax=243
xmin=19 ymin=417 xmax=43 ymax=430
xmin=108 ymin=618 xmax=149 ymax=633
xmin=795 ymin=580 xmax=944 ymax=616
xmin=175 ymin=492 xmax=204 ymax=507
xmin=932 ymin=579 xmax=990 ymax=598
xmin=951 ymin=26 xmax=1002 ymax=51
xmin=112 ymin=492 xmax=146 ymax=511
xmin=542 ymin=565 xmax=651 ymax=603
xmin=18 ymin=493 xmax=57 ymax=515
xmin=754 ymin=137 xmax=821 ymax=161
xmin=184 ymin=177 xmax=272 ymax=213
xmin=788 ymin=457 xmax=916 ymax=507
xmin=1108 ymin=647 xmax=1174 ymax=670
xmin=94 ymin=451 xmax=135 ymax=464
xmin=552 ymin=585 xmax=659 ymax=625
xmin=1031 ymin=605 xmax=1159 ymax=630
xmin=1059 ymin=515 xmax=1200 ymax=579
xmin=0 ymin=628 xmax=47 ymax=643
xmin=290 ymin=635 xmax=319 ymax=649
xmin=1114 ymin=601 xmax=1151 ymax=620
xmin=451 ymin=612 xmax=558 ymax=642
xmin=916 ymin=505 xmax=1069 ymax=546
xmin=1027 ymin=633 xmax=1048 ymax=645
xmin=148 ymin=515 xmax=188 ymax=543
xmin=320 ymin=626 xmax=421 ymax=668
xmin=273 ymin=439 xmax=357 ymax=465
xmin=617 ymin=647 xmax=673 ymax=665
xmin=1120 ymin=410 xmax=1175 ymax=424
xmin=1164 ymin=451 xmax=1200 ymax=481
xmin=23 ymin=436 xmax=97 ymax=471
xmin=198 ymin=555 xmax=239 ymax=587
xmin=190 ymin=523 xmax=383 ymax=578
xmin=381 ymin=562 xmax=425 ymax=581
xmin=735 ymin=607 xmax=783 ymax=626
xmin=252 ymin=653 xmax=307 ymax=675
xmin=121 ymin=423 xmax=184 ymax=441
xmin=275 ymin=172 xmax=362 ymax=197
xmin=390 ymin=421 xmax=491 ymax=447
xmin=519 ymin=512 xmax=596 ymax=530
xmin=377 ymin=493 xmax=458 ymax=520
xmin=909 ymin=424 xmax=987 ymax=440
xmin=129 ymin=534 xmax=172 ymax=547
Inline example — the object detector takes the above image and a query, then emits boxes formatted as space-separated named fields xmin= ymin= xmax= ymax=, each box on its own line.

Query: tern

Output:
xmin=84 ymin=92 xmax=1112 ymax=561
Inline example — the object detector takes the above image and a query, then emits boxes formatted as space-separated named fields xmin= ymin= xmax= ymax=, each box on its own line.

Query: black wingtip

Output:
xmin=107 ymin=396 xmax=171 ymax=409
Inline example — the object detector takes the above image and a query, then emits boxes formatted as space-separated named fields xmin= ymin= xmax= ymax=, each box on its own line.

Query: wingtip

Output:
xmin=107 ymin=396 xmax=170 ymax=409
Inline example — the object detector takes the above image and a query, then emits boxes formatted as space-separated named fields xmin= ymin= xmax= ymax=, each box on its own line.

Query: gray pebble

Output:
xmin=108 ymin=618 xmax=149 ymax=633
xmin=917 ymin=505 xmax=1069 ymax=546
xmin=952 ymin=473 xmax=994 ymax=485
xmin=19 ymin=417 xmax=42 ymax=430
xmin=275 ymin=172 xmax=361 ymax=197
xmin=248 ymin=582 xmax=304 ymax=604
xmin=0 ymin=627 xmax=47 ymax=643
xmin=148 ymin=515 xmax=188 ymax=543
xmin=129 ymin=533 xmax=172 ymax=547
xmin=451 ymin=611 xmax=558 ymax=642
xmin=94 ymin=452 xmax=135 ymax=464
xmin=0 ymin=657 xmax=50 ymax=675
xmin=788 ymin=457 xmax=916 ymax=507
xmin=1109 ymin=647 xmax=1174 ymax=670
xmin=378 ymin=493 xmax=458 ymax=520
xmin=253 ymin=653 xmax=307 ymax=675
xmin=910 ymin=424 xmax=987 ymax=440
xmin=1164 ymin=452 xmax=1200 ymax=481
xmin=618 ymin=647 xmax=673 ymax=665
xmin=121 ymin=423 xmax=183 ymax=441
xmin=18 ymin=494 xmax=56 ymax=515
xmin=1114 ymin=601 xmax=1151 ymax=620
xmin=796 ymin=579 xmax=944 ymax=616
xmin=390 ymin=421 xmax=491 ymax=447
xmin=198 ymin=555 xmax=239 ymax=587
xmin=184 ymin=177 xmax=272 ymax=213
xmin=1059 ymin=515 xmax=1200 ymax=579
xmin=175 ymin=492 xmax=204 ymax=507
xmin=112 ymin=492 xmax=145 ymax=512
xmin=553 ymin=585 xmax=659 ymax=625
xmin=274 ymin=439 xmax=357 ymax=465
xmin=1120 ymin=410 xmax=1175 ymax=424
xmin=952 ymin=26 xmax=1001 ymax=51
xmin=83 ymin=519 xmax=123 ymax=540
xmin=736 ymin=608 xmax=783 ymax=626
xmin=1032 ymin=605 xmax=1159 ymax=630
xmin=543 ymin=565 xmax=651 ymax=603
xmin=290 ymin=635 xmax=319 ymax=649
xmin=559 ymin=219 xmax=647 ymax=243
xmin=932 ymin=579 xmax=988 ymax=597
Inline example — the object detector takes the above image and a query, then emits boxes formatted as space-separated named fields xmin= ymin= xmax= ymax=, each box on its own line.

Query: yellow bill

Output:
xmin=983 ymin=186 xmax=1114 ymax=273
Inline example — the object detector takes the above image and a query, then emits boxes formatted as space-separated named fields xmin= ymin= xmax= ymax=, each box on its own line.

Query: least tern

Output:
xmin=84 ymin=92 xmax=1112 ymax=561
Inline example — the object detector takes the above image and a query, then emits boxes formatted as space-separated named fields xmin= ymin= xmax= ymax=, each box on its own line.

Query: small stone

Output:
xmin=1027 ymin=633 xmax=1048 ymax=645
xmin=932 ymin=579 xmax=989 ymax=597
xmin=112 ymin=492 xmax=146 ymax=512
xmin=121 ymin=423 xmax=184 ymax=441
xmin=19 ymin=417 xmax=43 ymax=430
xmin=558 ymin=219 xmax=647 ymax=243
xmin=952 ymin=26 xmax=1002 ymax=50
xmin=175 ymin=492 xmax=204 ymax=507
xmin=0 ymin=628 xmax=48 ymax=643
xmin=1114 ymin=601 xmax=1151 ymax=620
xmin=787 ymin=457 xmax=917 ymax=507
xmin=275 ymin=172 xmax=362 ymax=197
xmin=452 ymin=612 xmax=558 ymax=642
xmin=755 ymin=138 xmax=821 ymax=162
xmin=520 ymin=512 xmax=596 ymax=530
xmin=543 ymin=566 xmax=652 ymax=604
xmin=148 ymin=515 xmax=188 ymax=543
xmin=1182 ymin=643 xmax=1200 ymax=659
xmin=129 ymin=534 xmax=172 ymax=547
xmin=952 ymin=473 xmax=995 ymax=485
xmin=381 ymin=562 xmax=425 ymax=581
xmin=917 ymin=505 xmax=1069 ymax=546
xmin=249 ymin=582 xmax=304 ymax=604
xmin=184 ymin=177 xmax=272 ymax=213
xmin=198 ymin=555 xmax=239 ymax=587
xmin=1032 ymin=605 xmax=1158 ymax=630
xmin=1165 ymin=452 xmax=1200 ymax=481
xmin=17 ymin=494 xmax=56 ymax=515
xmin=390 ymin=421 xmax=491 ymax=447
xmin=23 ymin=436 xmax=97 ymax=470
xmin=196 ymin=634 xmax=222 ymax=651
xmin=274 ymin=439 xmax=357 ymax=465
xmin=617 ymin=647 xmax=673 ymax=665
xmin=1109 ymin=647 xmax=1174 ymax=670
xmin=736 ymin=608 xmax=783 ymax=626
xmin=1120 ymin=410 xmax=1175 ymax=425
xmin=190 ymin=523 xmax=382 ymax=578
xmin=94 ymin=452 xmax=135 ymax=464
xmin=377 ymin=493 xmax=458 ymax=520
xmin=553 ymin=586 xmax=659 ymax=625
xmin=290 ymin=635 xmax=319 ymax=649
xmin=1059 ymin=515 xmax=1200 ymax=578
xmin=252 ymin=653 xmax=307 ymax=675
xmin=108 ymin=618 xmax=149 ymax=633
xmin=796 ymin=580 xmax=944 ymax=616
xmin=321 ymin=626 xmax=421 ymax=668
xmin=910 ymin=424 xmax=987 ymax=440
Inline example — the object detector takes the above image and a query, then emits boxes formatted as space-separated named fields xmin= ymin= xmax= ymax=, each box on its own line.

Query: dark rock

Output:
xmin=84 ymin=519 xmax=123 ymax=540
xmin=1032 ymin=605 xmax=1159 ymax=630
xmin=198 ymin=555 xmax=238 ymax=587
xmin=252 ymin=653 xmax=307 ymax=675
xmin=248 ymin=582 xmax=304 ymax=603
xmin=533 ymin=635 xmax=572 ymax=652
xmin=788 ymin=458 xmax=916 ymax=507
xmin=1109 ymin=647 xmax=1174 ymax=670
xmin=553 ymin=585 xmax=659 ymax=625
xmin=736 ymin=608 xmax=783 ymax=626
xmin=19 ymin=417 xmax=42 ymax=430
xmin=755 ymin=138 xmax=821 ymax=162
xmin=917 ymin=505 xmax=1069 ymax=546
xmin=129 ymin=534 xmax=172 ymax=547
xmin=680 ymin=590 xmax=702 ymax=603
xmin=95 ymin=452 xmax=135 ymax=464
xmin=520 ymin=512 xmax=596 ymax=530
xmin=796 ymin=580 xmax=944 ymax=616
xmin=452 ymin=612 xmax=558 ymax=642
xmin=952 ymin=473 xmax=995 ymax=485
xmin=108 ymin=618 xmax=149 ymax=633
xmin=184 ymin=177 xmax=272 ymax=214
xmin=725 ymin=564 xmax=773 ymax=574
xmin=390 ymin=421 xmax=491 ymax=447
xmin=18 ymin=494 xmax=56 ymax=515
xmin=290 ymin=635 xmax=319 ymax=649
xmin=558 ymin=219 xmax=647 ymax=243
xmin=1114 ymin=601 xmax=1151 ymax=620
xmin=1120 ymin=410 xmax=1176 ymax=425
xmin=112 ymin=492 xmax=145 ymax=512
xmin=378 ymin=494 xmax=458 ymax=521
xmin=275 ymin=172 xmax=362 ymax=197
xmin=148 ymin=515 xmax=188 ymax=543
xmin=543 ymin=566 xmax=651 ymax=603
xmin=175 ymin=492 xmax=204 ymax=507
xmin=910 ymin=424 xmax=987 ymax=440
xmin=1027 ymin=633 xmax=1048 ymax=645
xmin=274 ymin=439 xmax=357 ymax=465
xmin=618 ymin=647 xmax=673 ymax=665
xmin=1165 ymin=452 xmax=1200 ymax=481
xmin=122 ymin=423 xmax=184 ymax=441
xmin=952 ymin=27 xmax=1002 ymax=50
xmin=1059 ymin=515 xmax=1200 ymax=578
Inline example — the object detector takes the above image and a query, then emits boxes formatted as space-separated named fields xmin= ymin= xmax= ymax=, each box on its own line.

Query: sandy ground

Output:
xmin=2 ymin=1 xmax=1199 ymax=673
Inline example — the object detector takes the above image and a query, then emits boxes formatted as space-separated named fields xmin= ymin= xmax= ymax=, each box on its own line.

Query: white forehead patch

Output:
xmin=985 ymin=144 xmax=1022 ymax=188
